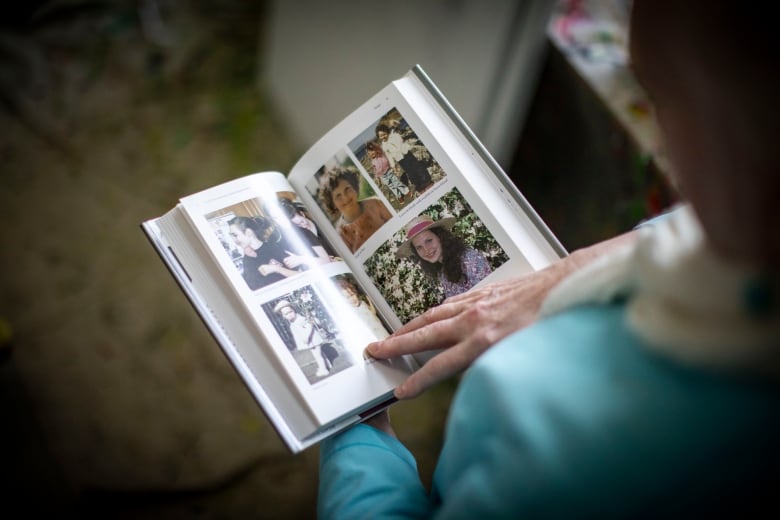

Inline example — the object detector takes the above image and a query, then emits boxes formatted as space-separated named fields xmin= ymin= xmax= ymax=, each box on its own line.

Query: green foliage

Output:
xmin=365 ymin=188 xmax=508 ymax=324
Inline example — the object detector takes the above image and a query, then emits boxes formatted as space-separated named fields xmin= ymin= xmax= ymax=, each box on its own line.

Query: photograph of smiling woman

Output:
xmin=396 ymin=214 xmax=493 ymax=299
xmin=317 ymin=165 xmax=392 ymax=254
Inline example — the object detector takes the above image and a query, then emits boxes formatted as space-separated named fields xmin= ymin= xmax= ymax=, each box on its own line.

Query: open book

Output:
xmin=141 ymin=65 xmax=566 ymax=453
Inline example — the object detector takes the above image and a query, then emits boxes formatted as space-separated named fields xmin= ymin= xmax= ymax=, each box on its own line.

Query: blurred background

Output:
xmin=0 ymin=0 xmax=675 ymax=516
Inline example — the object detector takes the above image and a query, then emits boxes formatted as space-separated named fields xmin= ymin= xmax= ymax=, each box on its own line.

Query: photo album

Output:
xmin=141 ymin=65 xmax=566 ymax=452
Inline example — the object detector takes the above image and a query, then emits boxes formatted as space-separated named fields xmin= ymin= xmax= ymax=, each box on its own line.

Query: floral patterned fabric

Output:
xmin=438 ymin=248 xmax=492 ymax=299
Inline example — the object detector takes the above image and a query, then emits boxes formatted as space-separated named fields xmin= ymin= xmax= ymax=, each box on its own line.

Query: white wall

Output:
xmin=263 ymin=0 xmax=554 ymax=168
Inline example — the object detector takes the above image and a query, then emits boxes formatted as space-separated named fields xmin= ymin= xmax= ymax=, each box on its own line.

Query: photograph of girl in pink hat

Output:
xmin=363 ymin=188 xmax=508 ymax=324
xmin=397 ymin=214 xmax=493 ymax=300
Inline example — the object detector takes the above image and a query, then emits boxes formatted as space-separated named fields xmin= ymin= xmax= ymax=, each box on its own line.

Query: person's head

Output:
xmin=274 ymin=300 xmax=297 ymax=321
xmin=366 ymin=140 xmax=383 ymax=159
xmin=319 ymin=167 xmax=361 ymax=217
xmin=228 ymin=216 xmax=270 ymax=250
xmin=229 ymin=215 xmax=279 ymax=250
xmin=397 ymin=215 xmax=457 ymax=261
xmin=629 ymin=0 xmax=779 ymax=267
xmin=275 ymin=197 xmax=298 ymax=220
xmin=375 ymin=123 xmax=391 ymax=142
xmin=397 ymin=215 xmax=469 ymax=282
xmin=336 ymin=277 xmax=362 ymax=307
xmin=411 ymin=230 xmax=443 ymax=264
xmin=277 ymin=197 xmax=311 ymax=228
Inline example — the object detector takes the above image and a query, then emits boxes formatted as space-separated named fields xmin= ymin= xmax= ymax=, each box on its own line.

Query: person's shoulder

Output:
xmin=460 ymin=301 xmax=717 ymax=424
xmin=470 ymin=304 xmax=631 ymax=392
xmin=468 ymin=300 xmax=780 ymax=434
xmin=445 ymin=303 xmax=780 ymax=515
xmin=361 ymin=197 xmax=385 ymax=210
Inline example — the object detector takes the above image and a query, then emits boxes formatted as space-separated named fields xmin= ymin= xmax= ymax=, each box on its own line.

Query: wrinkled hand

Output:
xmin=365 ymin=264 xmax=566 ymax=399
xmin=365 ymin=231 xmax=637 ymax=399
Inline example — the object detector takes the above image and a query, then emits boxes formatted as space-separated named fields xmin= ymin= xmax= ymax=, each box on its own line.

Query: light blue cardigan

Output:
xmin=319 ymin=303 xmax=780 ymax=518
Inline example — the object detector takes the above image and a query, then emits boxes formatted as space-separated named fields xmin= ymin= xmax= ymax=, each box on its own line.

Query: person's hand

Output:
xmin=365 ymin=231 xmax=638 ymax=399
xmin=258 ymin=263 xmax=280 ymax=276
xmin=365 ymin=265 xmax=568 ymax=399
xmin=282 ymin=253 xmax=306 ymax=269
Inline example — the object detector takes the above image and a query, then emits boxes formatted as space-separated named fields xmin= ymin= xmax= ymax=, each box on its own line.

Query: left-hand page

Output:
xmin=172 ymin=171 xmax=417 ymax=431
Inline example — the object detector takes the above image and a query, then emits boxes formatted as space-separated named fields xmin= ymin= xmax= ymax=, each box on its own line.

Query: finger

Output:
xmin=393 ymin=298 xmax=469 ymax=335
xmin=396 ymin=284 xmax=503 ymax=334
xmin=368 ymin=315 xmax=464 ymax=358
xmin=395 ymin=342 xmax=472 ymax=399
xmin=371 ymin=291 xmax=496 ymax=356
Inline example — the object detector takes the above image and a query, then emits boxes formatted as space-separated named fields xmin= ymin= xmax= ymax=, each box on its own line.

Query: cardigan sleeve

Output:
xmin=318 ymin=424 xmax=432 ymax=519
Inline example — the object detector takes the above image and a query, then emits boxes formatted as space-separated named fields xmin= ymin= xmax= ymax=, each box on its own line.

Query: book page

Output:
xmin=287 ymin=69 xmax=563 ymax=331
xmin=152 ymin=210 xmax=316 ymax=444
xmin=176 ymin=172 xmax=416 ymax=428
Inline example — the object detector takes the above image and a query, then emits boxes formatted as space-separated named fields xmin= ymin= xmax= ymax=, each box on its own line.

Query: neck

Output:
xmin=342 ymin=202 xmax=362 ymax=222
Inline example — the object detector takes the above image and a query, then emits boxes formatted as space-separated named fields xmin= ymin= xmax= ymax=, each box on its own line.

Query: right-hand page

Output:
xmin=288 ymin=66 xmax=565 ymax=330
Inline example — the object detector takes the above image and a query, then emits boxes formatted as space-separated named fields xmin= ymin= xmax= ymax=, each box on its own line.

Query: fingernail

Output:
xmin=394 ymin=384 xmax=406 ymax=399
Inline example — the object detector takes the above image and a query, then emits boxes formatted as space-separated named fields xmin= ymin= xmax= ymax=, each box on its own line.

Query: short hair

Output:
xmin=227 ymin=215 xmax=269 ymax=238
xmin=277 ymin=197 xmax=301 ymax=220
xmin=375 ymin=123 xmax=391 ymax=138
xmin=318 ymin=167 xmax=359 ymax=214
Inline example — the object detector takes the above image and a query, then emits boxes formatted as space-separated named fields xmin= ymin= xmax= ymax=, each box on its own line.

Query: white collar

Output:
xmin=540 ymin=205 xmax=780 ymax=374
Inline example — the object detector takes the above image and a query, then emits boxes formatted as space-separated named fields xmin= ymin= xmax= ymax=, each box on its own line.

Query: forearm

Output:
xmin=561 ymin=206 xmax=681 ymax=274
xmin=318 ymin=424 xmax=431 ymax=519
xmin=517 ymin=229 xmax=640 ymax=315
xmin=564 ymin=229 xmax=639 ymax=274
